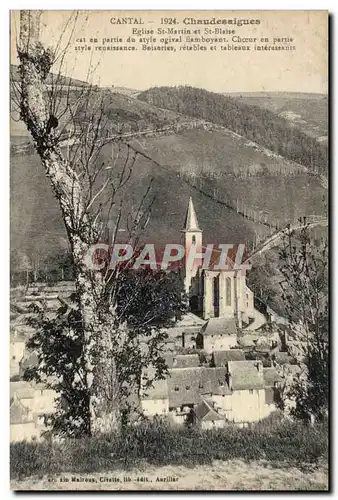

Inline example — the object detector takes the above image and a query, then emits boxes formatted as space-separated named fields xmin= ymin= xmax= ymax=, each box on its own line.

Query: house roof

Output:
xmin=142 ymin=378 xmax=168 ymax=401
xmin=273 ymin=352 xmax=290 ymax=365
xmin=175 ymin=312 xmax=206 ymax=327
xmin=228 ymin=361 xmax=264 ymax=391
xmin=213 ymin=349 xmax=245 ymax=366
xmin=200 ymin=368 xmax=232 ymax=396
xmin=168 ymin=368 xmax=202 ymax=408
xmin=10 ymin=399 xmax=33 ymax=424
xmin=167 ymin=367 xmax=231 ymax=407
xmin=263 ymin=367 xmax=282 ymax=387
xmin=194 ymin=399 xmax=224 ymax=422
xmin=265 ymin=387 xmax=275 ymax=405
xmin=283 ymin=363 xmax=305 ymax=377
xmin=10 ymin=381 xmax=36 ymax=401
xmin=19 ymin=352 xmax=39 ymax=375
xmin=173 ymin=354 xmax=200 ymax=368
xmin=201 ymin=317 xmax=237 ymax=337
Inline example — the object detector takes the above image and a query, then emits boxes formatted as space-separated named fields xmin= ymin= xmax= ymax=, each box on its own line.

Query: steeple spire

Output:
xmin=183 ymin=197 xmax=201 ymax=232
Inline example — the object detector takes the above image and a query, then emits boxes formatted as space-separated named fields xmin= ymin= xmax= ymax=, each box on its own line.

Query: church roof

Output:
xmin=206 ymin=245 xmax=249 ymax=271
xmin=183 ymin=197 xmax=201 ymax=232
xmin=201 ymin=317 xmax=237 ymax=337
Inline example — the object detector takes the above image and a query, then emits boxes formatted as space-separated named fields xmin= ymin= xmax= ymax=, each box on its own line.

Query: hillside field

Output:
xmin=10 ymin=81 xmax=328 ymax=268
xmin=224 ymin=92 xmax=328 ymax=140
xmin=11 ymin=126 xmax=327 ymax=264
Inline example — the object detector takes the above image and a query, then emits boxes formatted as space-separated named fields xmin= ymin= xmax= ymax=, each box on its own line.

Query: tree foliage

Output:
xmin=138 ymin=86 xmax=328 ymax=175
xmin=15 ymin=11 xmax=181 ymax=435
xmin=278 ymin=221 xmax=328 ymax=421
xmin=23 ymin=268 xmax=186 ymax=437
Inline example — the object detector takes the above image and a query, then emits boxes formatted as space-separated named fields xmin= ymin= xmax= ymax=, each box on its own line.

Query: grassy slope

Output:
xmin=10 ymin=87 xmax=327 ymax=264
xmin=11 ymin=127 xmax=326 ymax=261
xmin=10 ymin=419 xmax=329 ymax=490
xmin=224 ymin=92 xmax=328 ymax=140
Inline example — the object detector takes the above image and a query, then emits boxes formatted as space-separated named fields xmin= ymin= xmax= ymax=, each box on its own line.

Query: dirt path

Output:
xmin=11 ymin=459 xmax=328 ymax=491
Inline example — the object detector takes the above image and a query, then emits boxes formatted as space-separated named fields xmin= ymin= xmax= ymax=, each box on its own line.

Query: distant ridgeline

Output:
xmin=138 ymin=86 xmax=328 ymax=176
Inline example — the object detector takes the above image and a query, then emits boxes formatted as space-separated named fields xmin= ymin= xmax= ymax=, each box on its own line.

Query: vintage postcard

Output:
xmin=10 ymin=10 xmax=328 ymax=491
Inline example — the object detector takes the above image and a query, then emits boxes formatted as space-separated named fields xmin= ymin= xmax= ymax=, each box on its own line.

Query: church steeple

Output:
xmin=182 ymin=197 xmax=203 ymax=294
xmin=183 ymin=197 xmax=202 ymax=232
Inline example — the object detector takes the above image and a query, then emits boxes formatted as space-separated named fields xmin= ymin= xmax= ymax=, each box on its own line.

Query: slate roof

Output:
xmin=172 ymin=354 xmax=200 ymax=368
xmin=273 ymin=352 xmax=290 ymax=365
xmin=163 ymin=353 xmax=174 ymax=368
xmin=10 ymin=381 xmax=36 ymax=401
xmin=283 ymin=364 xmax=306 ymax=378
xmin=174 ymin=312 xmax=205 ymax=327
xmin=263 ymin=367 xmax=283 ymax=387
xmin=206 ymin=245 xmax=248 ymax=271
xmin=142 ymin=378 xmax=168 ymax=401
xmin=213 ymin=349 xmax=245 ymax=366
xmin=194 ymin=399 xmax=224 ymax=422
xmin=19 ymin=352 xmax=39 ymax=377
xmin=201 ymin=317 xmax=237 ymax=337
xmin=228 ymin=361 xmax=264 ymax=391
xmin=167 ymin=367 xmax=231 ymax=407
xmin=168 ymin=368 xmax=202 ymax=408
xmin=265 ymin=387 xmax=275 ymax=405
xmin=10 ymin=399 xmax=33 ymax=424
xmin=200 ymin=368 xmax=232 ymax=396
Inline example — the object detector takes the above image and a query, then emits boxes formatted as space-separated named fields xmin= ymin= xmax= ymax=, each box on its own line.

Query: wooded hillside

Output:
xmin=138 ymin=86 xmax=328 ymax=175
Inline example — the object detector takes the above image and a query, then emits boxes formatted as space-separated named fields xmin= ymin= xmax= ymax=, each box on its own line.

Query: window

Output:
xmin=192 ymin=235 xmax=196 ymax=244
xmin=12 ymin=355 xmax=16 ymax=360
xmin=213 ymin=276 xmax=220 ymax=315
xmin=174 ymin=386 xmax=179 ymax=392
xmin=226 ymin=278 xmax=232 ymax=306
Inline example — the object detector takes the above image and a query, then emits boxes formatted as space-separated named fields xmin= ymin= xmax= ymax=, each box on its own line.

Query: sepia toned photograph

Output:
xmin=9 ymin=9 xmax=328 ymax=491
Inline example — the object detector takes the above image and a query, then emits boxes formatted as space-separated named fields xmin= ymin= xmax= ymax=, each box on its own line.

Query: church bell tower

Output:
xmin=182 ymin=197 xmax=203 ymax=294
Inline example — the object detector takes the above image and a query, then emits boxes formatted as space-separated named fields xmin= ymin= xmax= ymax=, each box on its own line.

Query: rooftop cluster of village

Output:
xmin=10 ymin=198 xmax=303 ymax=441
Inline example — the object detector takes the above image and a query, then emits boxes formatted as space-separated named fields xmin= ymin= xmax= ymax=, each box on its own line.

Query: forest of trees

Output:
xmin=138 ymin=86 xmax=328 ymax=175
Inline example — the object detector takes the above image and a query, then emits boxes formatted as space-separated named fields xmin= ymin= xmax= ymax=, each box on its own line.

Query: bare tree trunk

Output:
xmin=18 ymin=10 xmax=117 ymax=434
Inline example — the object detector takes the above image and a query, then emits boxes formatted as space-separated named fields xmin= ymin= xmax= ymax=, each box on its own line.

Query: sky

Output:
xmin=10 ymin=10 xmax=328 ymax=94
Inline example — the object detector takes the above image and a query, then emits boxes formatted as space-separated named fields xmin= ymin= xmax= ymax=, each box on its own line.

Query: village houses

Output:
xmin=10 ymin=197 xmax=292 ymax=440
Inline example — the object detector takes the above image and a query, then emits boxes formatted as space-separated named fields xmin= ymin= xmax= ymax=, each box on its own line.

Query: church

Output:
xmin=181 ymin=197 xmax=266 ymax=331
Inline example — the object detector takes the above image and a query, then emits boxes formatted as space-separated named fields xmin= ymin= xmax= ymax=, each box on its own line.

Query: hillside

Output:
xmin=10 ymin=81 xmax=327 ymax=271
xmin=224 ymin=92 xmax=328 ymax=141
xmin=11 ymin=127 xmax=326 ymax=266
xmin=10 ymin=64 xmax=91 ymax=88
xmin=138 ymin=87 xmax=328 ymax=175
